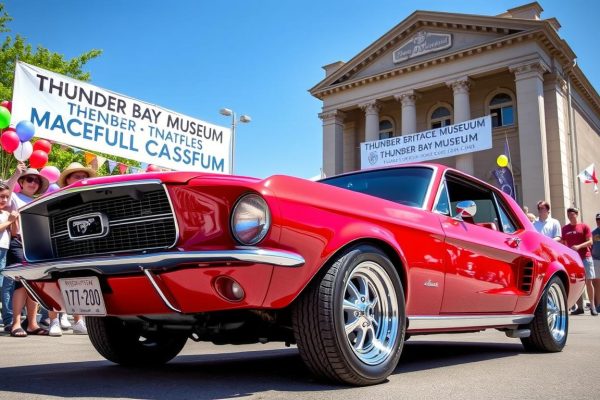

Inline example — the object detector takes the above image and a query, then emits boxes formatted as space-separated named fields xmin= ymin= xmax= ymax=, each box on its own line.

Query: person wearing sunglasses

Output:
xmin=3 ymin=166 xmax=50 ymax=337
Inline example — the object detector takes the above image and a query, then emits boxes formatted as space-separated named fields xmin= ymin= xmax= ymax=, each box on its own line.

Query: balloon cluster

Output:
xmin=1 ymin=100 xmax=55 ymax=182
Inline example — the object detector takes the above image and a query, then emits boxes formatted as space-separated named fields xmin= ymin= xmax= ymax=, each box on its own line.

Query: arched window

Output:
xmin=489 ymin=93 xmax=514 ymax=127
xmin=379 ymin=119 xmax=394 ymax=139
xmin=430 ymin=106 xmax=452 ymax=129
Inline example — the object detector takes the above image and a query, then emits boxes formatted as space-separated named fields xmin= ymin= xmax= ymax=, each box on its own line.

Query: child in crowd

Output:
xmin=0 ymin=182 xmax=19 ymax=329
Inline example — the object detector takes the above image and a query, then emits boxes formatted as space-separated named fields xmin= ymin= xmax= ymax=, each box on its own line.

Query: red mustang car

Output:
xmin=4 ymin=163 xmax=585 ymax=385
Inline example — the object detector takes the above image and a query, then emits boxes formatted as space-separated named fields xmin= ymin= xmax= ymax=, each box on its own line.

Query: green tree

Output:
xmin=0 ymin=3 xmax=137 ymax=179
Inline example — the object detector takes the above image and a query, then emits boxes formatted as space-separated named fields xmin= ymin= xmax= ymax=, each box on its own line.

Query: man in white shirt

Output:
xmin=533 ymin=200 xmax=562 ymax=241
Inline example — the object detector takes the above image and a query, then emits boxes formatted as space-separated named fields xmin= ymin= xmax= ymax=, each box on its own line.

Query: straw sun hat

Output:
xmin=18 ymin=168 xmax=49 ymax=196
xmin=58 ymin=162 xmax=97 ymax=187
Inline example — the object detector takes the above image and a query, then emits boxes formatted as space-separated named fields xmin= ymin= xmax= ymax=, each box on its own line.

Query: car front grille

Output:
xmin=50 ymin=189 xmax=177 ymax=258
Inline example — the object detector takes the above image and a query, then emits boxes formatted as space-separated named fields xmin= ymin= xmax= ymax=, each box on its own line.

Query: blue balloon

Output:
xmin=16 ymin=120 xmax=35 ymax=142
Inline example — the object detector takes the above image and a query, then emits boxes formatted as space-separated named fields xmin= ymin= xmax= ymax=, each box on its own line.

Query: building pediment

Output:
xmin=309 ymin=10 xmax=573 ymax=98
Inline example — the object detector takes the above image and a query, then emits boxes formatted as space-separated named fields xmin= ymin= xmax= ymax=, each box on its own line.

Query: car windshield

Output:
xmin=320 ymin=167 xmax=433 ymax=208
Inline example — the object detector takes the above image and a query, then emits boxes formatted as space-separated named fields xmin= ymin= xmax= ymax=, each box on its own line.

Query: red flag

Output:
xmin=117 ymin=163 xmax=128 ymax=174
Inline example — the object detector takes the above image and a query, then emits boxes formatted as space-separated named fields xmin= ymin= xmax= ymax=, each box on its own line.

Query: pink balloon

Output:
xmin=40 ymin=166 xmax=60 ymax=184
xmin=13 ymin=183 xmax=21 ymax=193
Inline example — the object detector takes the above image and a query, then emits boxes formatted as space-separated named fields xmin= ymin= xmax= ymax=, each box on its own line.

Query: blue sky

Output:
xmin=3 ymin=0 xmax=598 ymax=178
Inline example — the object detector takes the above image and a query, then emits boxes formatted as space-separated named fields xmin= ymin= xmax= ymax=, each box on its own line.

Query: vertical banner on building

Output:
xmin=11 ymin=62 xmax=231 ymax=173
xmin=360 ymin=116 xmax=492 ymax=169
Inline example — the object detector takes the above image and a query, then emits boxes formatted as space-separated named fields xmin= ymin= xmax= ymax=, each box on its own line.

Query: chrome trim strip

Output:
xmin=110 ymin=215 xmax=173 ymax=227
xmin=20 ymin=279 xmax=52 ymax=311
xmin=142 ymin=269 xmax=182 ymax=313
xmin=2 ymin=248 xmax=306 ymax=280
xmin=162 ymin=183 xmax=180 ymax=251
xmin=19 ymin=179 xmax=164 ymax=213
xmin=407 ymin=314 xmax=534 ymax=331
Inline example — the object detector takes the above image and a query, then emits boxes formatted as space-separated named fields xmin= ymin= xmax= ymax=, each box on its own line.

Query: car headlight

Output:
xmin=231 ymin=194 xmax=271 ymax=245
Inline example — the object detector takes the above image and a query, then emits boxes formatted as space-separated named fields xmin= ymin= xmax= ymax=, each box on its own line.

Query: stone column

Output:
xmin=543 ymin=74 xmax=571 ymax=224
xmin=510 ymin=60 xmax=550 ymax=211
xmin=319 ymin=110 xmax=345 ymax=177
xmin=360 ymin=101 xmax=381 ymax=142
xmin=394 ymin=91 xmax=417 ymax=135
xmin=447 ymin=77 xmax=473 ymax=174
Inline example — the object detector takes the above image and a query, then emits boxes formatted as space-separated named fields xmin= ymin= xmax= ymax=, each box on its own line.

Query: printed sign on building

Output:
xmin=360 ymin=115 xmax=492 ymax=169
xmin=11 ymin=62 xmax=231 ymax=173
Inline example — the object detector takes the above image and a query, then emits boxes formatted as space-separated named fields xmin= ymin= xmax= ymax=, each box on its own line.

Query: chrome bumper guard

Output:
xmin=1 ymin=248 xmax=306 ymax=281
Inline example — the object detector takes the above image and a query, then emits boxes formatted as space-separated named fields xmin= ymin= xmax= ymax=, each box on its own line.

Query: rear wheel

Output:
xmin=292 ymin=245 xmax=405 ymax=385
xmin=521 ymin=276 xmax=568 ymax=352
xmin=87 ymin=316 xmax=188 ymax=366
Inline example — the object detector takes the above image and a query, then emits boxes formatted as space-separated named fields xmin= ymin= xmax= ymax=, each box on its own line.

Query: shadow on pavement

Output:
xmin=0 ymin=340 xmax=524 ymax=399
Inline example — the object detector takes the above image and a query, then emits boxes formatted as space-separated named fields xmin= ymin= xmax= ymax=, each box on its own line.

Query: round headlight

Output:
xmin=231 ymin=194 xmax=271 ymax=245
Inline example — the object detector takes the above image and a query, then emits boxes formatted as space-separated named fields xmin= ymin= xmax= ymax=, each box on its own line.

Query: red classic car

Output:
xmin=3 ymin=163 xmax=585 ymax=385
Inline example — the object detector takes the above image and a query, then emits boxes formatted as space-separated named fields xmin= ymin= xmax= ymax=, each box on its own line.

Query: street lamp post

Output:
xmin=219 ymin=108 xmax=251 ymax=175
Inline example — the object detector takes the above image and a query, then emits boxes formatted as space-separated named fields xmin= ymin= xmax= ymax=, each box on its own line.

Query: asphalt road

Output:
xmin=0 ymin=315 xmax=598 ymax=400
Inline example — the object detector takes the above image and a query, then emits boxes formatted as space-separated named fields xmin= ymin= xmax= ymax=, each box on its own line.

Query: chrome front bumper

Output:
xmin=1 ymin=248 xmax=305 ymax=281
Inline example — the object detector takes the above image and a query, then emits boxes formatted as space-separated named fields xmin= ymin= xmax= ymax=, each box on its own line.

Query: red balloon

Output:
xmin=29 ymin=149 xmax=48 ymax=169
xmin=0 ymin=100 xmax=11 ymax=113
xmin=33 ymin=139 xmax=52 ymax=154
xmin=146 ymin=164 xmax=161 ymax=172
xmin=1 ymin=130 xmax=20 ymax=153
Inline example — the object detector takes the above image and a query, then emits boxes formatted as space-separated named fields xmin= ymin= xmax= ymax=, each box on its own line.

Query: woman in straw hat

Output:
xmin=4 ymin=164 xmax=50 ymax=336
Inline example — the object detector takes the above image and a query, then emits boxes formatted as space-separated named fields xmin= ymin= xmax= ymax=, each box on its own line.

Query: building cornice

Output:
xmin=309 ymin=9 xmax=600 ymax=116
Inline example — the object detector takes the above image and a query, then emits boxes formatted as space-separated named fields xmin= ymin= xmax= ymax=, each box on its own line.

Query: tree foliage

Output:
xmin=0 ymin=3 xmax=140 ymax=178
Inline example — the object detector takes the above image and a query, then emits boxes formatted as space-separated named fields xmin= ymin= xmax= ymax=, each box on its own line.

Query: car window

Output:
xmin=434 ymin=181 xmax=450 ymax=215
xmin=442 ymin=174 xmax=505 ymax=231
xmin=320 ymin=167 xmax=433 ymax=208
xmin=494 ymin=193 xmax=519 ymax=234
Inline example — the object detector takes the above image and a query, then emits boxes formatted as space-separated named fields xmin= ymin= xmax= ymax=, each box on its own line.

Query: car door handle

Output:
xmin=505 ymin=237 xmax=521 ymax=248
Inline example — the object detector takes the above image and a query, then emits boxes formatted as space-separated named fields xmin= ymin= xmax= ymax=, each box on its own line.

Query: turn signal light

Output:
xmin=213 ymin=276 xmax=245 ymax=302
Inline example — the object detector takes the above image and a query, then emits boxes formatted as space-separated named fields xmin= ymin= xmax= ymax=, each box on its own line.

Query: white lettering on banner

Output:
xmin=360 ymin=116 xmax=492 ymax=169
xmin=11 ymin=62 xmax=231 ymax=173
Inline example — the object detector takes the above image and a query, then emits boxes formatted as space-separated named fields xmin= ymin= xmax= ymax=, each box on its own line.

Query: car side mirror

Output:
xmin=454 ymin=200 xmax=477 ymax=221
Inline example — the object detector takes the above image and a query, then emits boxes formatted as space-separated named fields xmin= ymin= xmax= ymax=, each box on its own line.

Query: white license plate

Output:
xmin=58 ymin=276 xmax=107 ymax=316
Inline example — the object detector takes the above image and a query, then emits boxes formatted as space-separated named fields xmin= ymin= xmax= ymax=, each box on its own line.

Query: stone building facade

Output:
xmin=310 ymin=2 xmax=600 ymax=226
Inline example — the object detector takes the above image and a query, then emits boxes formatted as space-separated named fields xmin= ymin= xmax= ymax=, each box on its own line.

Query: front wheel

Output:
xmin=292 ymin=245 xmax=406 ymax=385
xmin=87 ymin=317 xmax=188 ymax=366
xmin=521 ymin=276 xmax=568 ymax=352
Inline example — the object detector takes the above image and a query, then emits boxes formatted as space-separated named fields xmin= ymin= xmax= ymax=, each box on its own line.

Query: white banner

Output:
xmin=11 ymin=62 xmax=231 ymax=173
xmin=361 ymin=115 xmax=492 ymax=169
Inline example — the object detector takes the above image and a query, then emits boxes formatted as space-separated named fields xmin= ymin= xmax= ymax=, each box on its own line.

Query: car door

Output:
xmin=434 ymin=174 xmax=524 ymax=313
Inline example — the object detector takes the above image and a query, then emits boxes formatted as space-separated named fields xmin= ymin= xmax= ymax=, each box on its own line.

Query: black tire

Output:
xmin=521 ymin=276 xmax=568 ymax=352
xmin=292 ymin=244 xmax=406 ymax=386
xmin=87 ymin=316 xmax=188 ymax=366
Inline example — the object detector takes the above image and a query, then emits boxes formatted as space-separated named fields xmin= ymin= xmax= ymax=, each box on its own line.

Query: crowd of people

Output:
xmin=531 ymin=200 xmax=600 ymax=316
xmin=0 ymin=161 xmax=96 ymax=337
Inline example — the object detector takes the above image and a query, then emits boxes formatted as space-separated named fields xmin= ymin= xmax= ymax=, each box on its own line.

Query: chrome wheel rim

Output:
xmin=342 ymin=261 xmax=399 ymax=366
xmin=546 ymin=282 xmax=566 ymax=342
